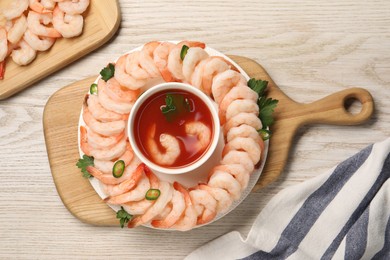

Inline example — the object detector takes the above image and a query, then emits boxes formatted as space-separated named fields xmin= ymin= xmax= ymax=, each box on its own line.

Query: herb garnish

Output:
xmin=247 ymin=78 xmax=279 ymax=140
xmin=161 ymin=93 xmax=191 ymax=121
xmin=100 ymin=63 xmax=115 ymax=82
xmin=76 ymin=155 xmax=94 ymax=178
xmin=90 ymin=83 xmax=98 ymax=94
xmin=116 ymin=206 xmax=133 ymax=228
xmin=161 ymin=94 xmax=176 ymax=114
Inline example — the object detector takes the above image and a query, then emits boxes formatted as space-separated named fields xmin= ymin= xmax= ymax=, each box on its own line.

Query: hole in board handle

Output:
xmin=344 ymin=97 xmax=363 ymax=116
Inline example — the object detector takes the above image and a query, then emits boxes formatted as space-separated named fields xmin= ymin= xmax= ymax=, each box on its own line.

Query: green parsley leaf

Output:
xmin=161 ymin=94 xmax=176 ymax=114
xmin=116 ymin=206 xmax=133 ymax=228
xmin=247 ymin=78 xmax=279 ymax=140
xmin=100 ymin=63 xmax=115 ymax=82
xmin=76 ymin=155 xmax=94 ymax=178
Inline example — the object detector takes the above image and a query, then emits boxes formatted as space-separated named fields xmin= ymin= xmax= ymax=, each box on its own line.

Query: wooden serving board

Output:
xmin=0 ymin=0 xmax=120 ymax=100
xmin=43 ymin=55 xmax=374 ymax=226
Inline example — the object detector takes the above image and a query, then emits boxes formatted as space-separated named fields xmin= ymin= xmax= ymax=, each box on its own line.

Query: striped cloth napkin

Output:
xmin=186 ymin=138 xmax=390 ymax=260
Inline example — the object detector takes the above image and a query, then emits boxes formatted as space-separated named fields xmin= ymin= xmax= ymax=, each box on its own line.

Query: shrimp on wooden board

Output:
xmin=127 ymin=181 xmax=173 ymax=228
xmin=105 ymin=77 xmax=140 ymax=104
xmin=57 ymin=0 xmax=90 ymax=15
xmin=29 ymin=0 xmax=54 ymax=13
xmin=85 ymin=94 xmax=127 ymax=122
xmin=82 ymin=103 xmax=126 ymax=136
xmin=201 ymin=57 xmax=230 ymax=95
xmin=0 ymin=28 xmax=7 ymax=79
xmin=11 ymin=40 xmax=36 ymax=66
xmin=7 ymin=15 xmax=28 ymax=45
xmin=27 ymin=11 xmax=62 ymax=38
xmin=189 ymin=188 xmax=217 ymax=225
xmin=125 ymin=51 xmax=149 ymax=80
xmin=226 ymin=124 xmax=262 ymax=143
xmin=146 ymin=123 xmax=180 ymax=166
xmin=185 ymin=121 xmax=211 ymax=153
xmin=222 ymin=136 xmax=262 ymax=165
xmin=52 ymin=6 xmax=83 ymax=38
xmin=190 ymin=58 xmax=208 ymax=91
xmin=97 ymin=79 xmax=133 ymax=115
xmin=85 ymin=128 xmax=125 ymax=150
xmin=151 ymin=189 xmax=185 ymax=229
xmin=198 ymin=184 xmax=233 ymax=214
xmin=211 ymin=69 xmax=247 ymax=104
xmin=23 ymin=29 xmax=55 ymax=51
xmin=123 ymin=166 xmax=159 ymax=215
xmin=2 ymin=0 xmax=29 ymax=20
xmin=104 ymin=172 xmax=150 ymax=204
xmin=115 ymin=55 xmax=147 ymax=90
xmin=171 ymin=182 xmax=197 ymax=231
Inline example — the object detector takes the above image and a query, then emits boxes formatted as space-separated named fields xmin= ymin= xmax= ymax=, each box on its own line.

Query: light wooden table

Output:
xmin=1 ymin=1 xmax=389 ymax=259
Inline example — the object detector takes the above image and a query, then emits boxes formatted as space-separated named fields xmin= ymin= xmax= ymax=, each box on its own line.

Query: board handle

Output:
xmin=297 ymin=87 xmax=374 ymax=126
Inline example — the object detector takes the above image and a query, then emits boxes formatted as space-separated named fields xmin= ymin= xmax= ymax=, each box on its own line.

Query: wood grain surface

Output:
xmin=0 ymin=0 xmax=120 ymax=99
xmin=1 ymin=0 xmax=389 ymax=259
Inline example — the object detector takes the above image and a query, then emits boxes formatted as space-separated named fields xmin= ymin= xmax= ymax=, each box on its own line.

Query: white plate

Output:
xmin=78 ymin=42 xmax=269 ymax=229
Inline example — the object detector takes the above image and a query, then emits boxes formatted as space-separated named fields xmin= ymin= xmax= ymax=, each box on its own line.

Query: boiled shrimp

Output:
xmin=211 ymin=69 xmax=247 ymax=104
xmin=128 ymin=181 xmax=173 ymax=228
xmin=225 ymin=99 xmax=259 ymax=122
xmin=182 ymin=47 xmax=209 ymax=82
xmin=222 ymin=136 xmax=261 ymax=164
xmin=189 ymin=189 xmax=217 ymax=225
xmin=80 ymin=126 xmax=127 ymax=161
xmin=185 ymin=121 xmax=211 ymax=152
xmin=223 ymin=113 xmax=262 ymax=135
xmin=201 ymin=57 xmax=230 ymax=95
xmin=29 ymin=0 xmax=54 ymax=13
xmin=23 ymin=29 xmax=55 ymax=51
xmin=146 ymin=123 xmax=180 ymax=166
xmin=0 ymin=29 xmax=7 ymax=62
xmin=221 ymin=150 xmax=254 ymax=173
xmin=125 ymin=51 xmax=149 ymax=80
xmin=208 ymin=170 xmax=241 ymax=201
xmin=151 ymin=189 xmax=185 ymax=228
xmin=11 ymin=40 xmax=36 ymax=65
xmin=7 ymin=15 xmax=28 ymax=44
xmin=82 ymin=103 xmax=126 ymax=136
xmin=97 ymin=79 xmax=133 ymax=114
xmin=172 ymin=182 xmax=197 ymax=231
xmin=104 ymin=171 xmax=150 ymax=204
xmin=114 ymin=55 xmax=147 ymax=90
xmin=190 ymin=58 xmax=208 ymax=92
xmin=139 ymin=41 xmax=160 ymax=78
xmin=57 ymin=0 xmax=90 ymax=15
xmin=52 ymin=6 xmax=83 ymax=38
xmin=3 ymin=0 xmax=29 ymax=20
xmin=226 ymin=124 xmax=262 ymax=143
xmin=85 ymin=127 xmax=125 ymax=150
xmin=85 ymin=94 xmax=127 ymax=122
xmin=105 ymin=77 xmax=140 ymax=103
xmin=213 ymin=164 xmax=250 ymax=190
xmin=198 ymin=184 xmax=233 ymax=214
xmin=93 ymin=145 xmax=136 ymax=176
xmin=27 ymin=11 xmax=62 ymax=38
xmin=153 ymin=41 xmax=176 ymax=82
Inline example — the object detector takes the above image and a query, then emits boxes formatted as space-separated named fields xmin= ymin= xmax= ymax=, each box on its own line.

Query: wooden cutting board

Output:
xmin=0 ymin=0 xmax=120 ymax=100
xmin=43 ymin=55 xmax=374 ymax=226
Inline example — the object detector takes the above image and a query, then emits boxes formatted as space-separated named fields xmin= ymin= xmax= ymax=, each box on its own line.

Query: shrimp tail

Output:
xmin=0 ymin=61 xmax=5 ymax=80
xmin=127 ymin=216 xmax=142 ymax=228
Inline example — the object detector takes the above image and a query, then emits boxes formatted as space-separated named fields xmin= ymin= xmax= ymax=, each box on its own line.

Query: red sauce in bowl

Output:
xmin=133 ymin=88 xmax=214 ymax=168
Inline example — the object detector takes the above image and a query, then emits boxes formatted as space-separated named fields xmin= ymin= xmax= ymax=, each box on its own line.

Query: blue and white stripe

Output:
xmin=186 ymin=138 xmax=390 ymax=260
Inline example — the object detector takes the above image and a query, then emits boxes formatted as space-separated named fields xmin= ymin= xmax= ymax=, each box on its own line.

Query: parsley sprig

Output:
xmin=161 ymin=94 xmax=176 ymax=114
xmin=100 ymin=63 xmax=115 ymax=82
xmin=76 ymin=155 xmax=94 ymax=178
xmin=247 ymin=78 xmax=279 ymax=140
xmin=161 ymin=93 xmax=191 ymax=122
xmin=116 ymin=206 xmax=133 ymax=228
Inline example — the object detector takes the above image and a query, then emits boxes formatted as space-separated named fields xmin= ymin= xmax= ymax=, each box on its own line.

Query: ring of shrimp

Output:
xmin=81 ymin=41 xmax=265 ymax=231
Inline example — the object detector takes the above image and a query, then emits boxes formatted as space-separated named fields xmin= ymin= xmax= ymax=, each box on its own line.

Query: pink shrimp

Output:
xmin=208 ymin=170 xmax=241 ymax=201
xmin=211 ymin=70 xmax=247 ymax=104
xmin=171 ymin=182 xmax=197 ymax=231
xmin=153 ymin=41 xmax=177 ymax=82
xmin=223 ymin=113 xmax=262 ymax=136
xmin=105 ymin=77 xmax=140 ymax=103
xmin=198 ymin=184 xmax=233 ymax=214
xmin=139 ymin=41 xmax=160 ymax=78
xmin=114 ymin=55 xmax=147 ymax=90
xmin=29 ymin=0 xmax=54 ymax=13
xmin=222 ymin=136 xmax=262 ymax=165
xmin=221 ymin=150 xmax=254 ymax=173
xmin=93 ymin=144 xmax=135 ymax=175
xmin=125 ymin=51 xmax=150 ymax=80
xmin=189 ymin=188 xmax=217 ymax=225
xmin=97 ymin=79 xmax=133 ymax=115
xmin=182 ymin=47 xmax=209 ymax=82
xmin=85 ymin=94 xmax=127 ymax=122
xmin=27 ymin=11 xmax=62 ymax=38
xmin=213 ymin=164 xmax=250 ymax=190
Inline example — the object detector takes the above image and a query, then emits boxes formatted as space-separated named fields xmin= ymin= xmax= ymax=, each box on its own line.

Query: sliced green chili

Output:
xmin=90 ymin=83 xmax=98 ymax=94
xmin=112 ymin=160 xmax=125 ymax=178
xmin=145 ymin=189 xmax=161 ymax=200
xmin=180 ymin=45 xmax=189 ymax=60
xmin=258 ymin=129 xmax=271 ymax=141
